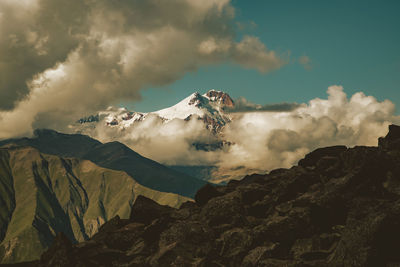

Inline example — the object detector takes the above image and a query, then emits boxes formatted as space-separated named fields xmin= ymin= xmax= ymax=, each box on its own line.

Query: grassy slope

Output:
xmin=0 ymin=147 xmax=190 ymax=263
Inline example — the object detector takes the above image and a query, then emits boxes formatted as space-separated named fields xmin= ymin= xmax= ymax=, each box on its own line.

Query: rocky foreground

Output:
xmin=25 ymin=125 xmax=400 ymax=266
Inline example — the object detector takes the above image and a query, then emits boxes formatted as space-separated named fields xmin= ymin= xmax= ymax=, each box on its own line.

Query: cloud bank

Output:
xmin=83 ymin=86 xmax=400 ymax=179
xmin=0 ymin=0 xmax=286 ymax=139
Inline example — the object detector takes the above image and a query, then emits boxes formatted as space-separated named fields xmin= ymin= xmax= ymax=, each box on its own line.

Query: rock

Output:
xmin=242 ymin=244 xmax=279 ymax=267
xmin=298 ymin=145 xmax=347 ymax=168
xmin=200 ymin=191 xmax=246 ymax=227
xmin=216 ymin=228 xmax=253 ymax=264
xmin=195 ymin=183 xmax=223 ymax=206
xmin=150 ymin=220 xmax=214 ymax=265
xmin=129 ymin=195 xmax=174 ymax=225
xmin=38 ymin=232 xmax=74 ymax=267
xmin=93 ymin=215 xmax=130 ymax=236
xmin=379 ymin=124 xmax=400 ymax=150
xmin=205 ymin=90 xmax=235 ymax=107
xmin=246 ymin=196 xmax=274 ymax=218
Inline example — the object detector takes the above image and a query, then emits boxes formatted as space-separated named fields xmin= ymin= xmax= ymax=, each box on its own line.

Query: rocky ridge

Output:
xmin=29 ymin=124 xmax=400 ymax=266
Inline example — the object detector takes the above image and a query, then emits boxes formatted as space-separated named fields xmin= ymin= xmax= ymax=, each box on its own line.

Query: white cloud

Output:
xmin=218 ymin=86 xmax=399 ymax=173
xmin=81 ymin=86 xmax=400 ymax=180
xmin=0 ymin=0 xmax=287 ymax=138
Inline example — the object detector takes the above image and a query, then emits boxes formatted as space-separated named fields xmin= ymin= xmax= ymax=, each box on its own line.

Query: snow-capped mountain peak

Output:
xmin=153 ymin=89 xmax=234 ymax=123
xmin=75 ymin=89 xmax=235 ymax=133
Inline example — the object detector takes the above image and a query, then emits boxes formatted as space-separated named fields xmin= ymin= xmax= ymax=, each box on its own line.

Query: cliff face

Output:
xmin=26 ymin=125 xmax=400 ymax=266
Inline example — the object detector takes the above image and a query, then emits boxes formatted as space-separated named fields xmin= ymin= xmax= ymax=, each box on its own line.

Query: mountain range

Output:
xmin=73 ymin=90 xmax=241 ymax=183
xmin=17 ymin=124 xmax=400 ymax=266
xmin=0 ymin=130 xmax=203 ymax=263
xmin=0 ymin=129 xmax=206 ymax=198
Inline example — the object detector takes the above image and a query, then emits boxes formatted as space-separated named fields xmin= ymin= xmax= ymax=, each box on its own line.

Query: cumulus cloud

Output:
xmin=218 ymin=86 xmax=400 ymax=173
xmin=81 ymin=86 xmax=400 ymax=181
xmin=0 ymin=0 xmax=287 ymax=139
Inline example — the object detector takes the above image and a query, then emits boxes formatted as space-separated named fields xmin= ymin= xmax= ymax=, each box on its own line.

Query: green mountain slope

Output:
xmin=0 ymin=146 xmax=190 ymax=263
xmin=0 ymin=129 xmax=206 ymax=198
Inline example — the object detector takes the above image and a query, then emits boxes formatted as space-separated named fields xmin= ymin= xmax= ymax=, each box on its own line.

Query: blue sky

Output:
xmin=129 ymin=1 xmax=400 ymax=112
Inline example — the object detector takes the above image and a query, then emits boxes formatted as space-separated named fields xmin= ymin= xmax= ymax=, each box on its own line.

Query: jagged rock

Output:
xmin=205 ymin=90 xmax=235 ymax=107
xmin=129 ymin=195 xmax=174 ymax=224
xmin=298 ymin=145 xmax=347 ymax=168
xmin=216 ymin=228 xmax=253 ymax=263
xmin=195 ymin=183 xmax=223 ymax=206
xmin=38 ymin=232 xmax=74 ymax=267
xmin=200 ymin=191 xmax=246 ymax=227
xmin=27 ymin=125 xmax=400 ymax=266
xmin=379 ymin=124 xmax=400 ymax=150
xmin=94 ymin=215 xmax=130 ymax=235
xmin=242 ymin=244 xmax=279 ymax=267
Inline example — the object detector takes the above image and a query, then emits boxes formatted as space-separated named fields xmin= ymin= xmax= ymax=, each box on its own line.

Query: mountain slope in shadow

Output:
xmin=0 ymin=129 xmax=206 ymax=198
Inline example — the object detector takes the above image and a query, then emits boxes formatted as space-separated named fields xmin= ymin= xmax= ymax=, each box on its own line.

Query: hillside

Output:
xmin=0 ymin=129 xmax=206 ymax=198
xmin=29 ymin=124 xmax=400 ymax=266
xmin=0 ymin=146 xmax=190 ymax=264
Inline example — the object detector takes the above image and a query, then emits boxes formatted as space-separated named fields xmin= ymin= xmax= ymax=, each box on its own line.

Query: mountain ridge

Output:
xmin=0 ymin=129 xmax=206 ymax=198
xmin=0 ymin=145 xmax=191 ymax=263
xmin=26 ymin=124 xmax=400 ymax=267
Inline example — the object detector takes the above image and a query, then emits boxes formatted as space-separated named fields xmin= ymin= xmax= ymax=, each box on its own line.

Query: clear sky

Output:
xmin=131 ymin=0 xmax=400 ymax=113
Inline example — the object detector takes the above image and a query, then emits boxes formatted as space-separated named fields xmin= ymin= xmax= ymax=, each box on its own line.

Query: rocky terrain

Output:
xmin=16 ymin=124 xmax=400 ymax=266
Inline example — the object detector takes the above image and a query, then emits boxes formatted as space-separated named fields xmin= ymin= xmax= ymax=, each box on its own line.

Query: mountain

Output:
xmin=0 ymin=145 xmax=191 ymax=264
xmin=75 ymin=89 xmax=234 ymax=134
xmin=27 ymin=124 xmax=400 ymax=266
xmin=0 ymin=129 xmax=206 ymax=198
xmin=73 ymin=90 xmax=237 ymax=182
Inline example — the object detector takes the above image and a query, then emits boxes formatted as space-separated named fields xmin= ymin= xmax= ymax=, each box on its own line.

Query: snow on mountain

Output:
xmin=76 ymin=89 xmax=235 ymax=133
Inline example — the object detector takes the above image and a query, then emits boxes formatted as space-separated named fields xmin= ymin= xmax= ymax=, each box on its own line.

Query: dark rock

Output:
xmin=246 ymin=196 xmax=274 ymax=218
xmin=298 ymin=145 xmax=347 ymax=168
xmin=217 ymin=228 xmax=253 ymax=262
xmin=129 ymin=195 xmax=174 ymax=225
xmin=38 ymin=232 xmax=74 ymax=267
xmin=93 ymin=215 xmax=130 ymax=236
xmin=379 ymin=124 xmax=400 ymax=150
xmin=95 ymin=222 xmax=145 ymax=251
xmin=242 ymin=244 xmax=279 ymax=267
xmin=195 ymin=183 xmax=223 ymax=206
xmin=200 ymin=191 xmax=246 ymax=227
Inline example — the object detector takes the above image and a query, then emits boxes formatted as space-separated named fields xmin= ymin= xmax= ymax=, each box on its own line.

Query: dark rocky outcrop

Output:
xmin=23 ymin=125 xmax=400 ymax=266
xmin=379 ymin=124 xmax=400 ymax=151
